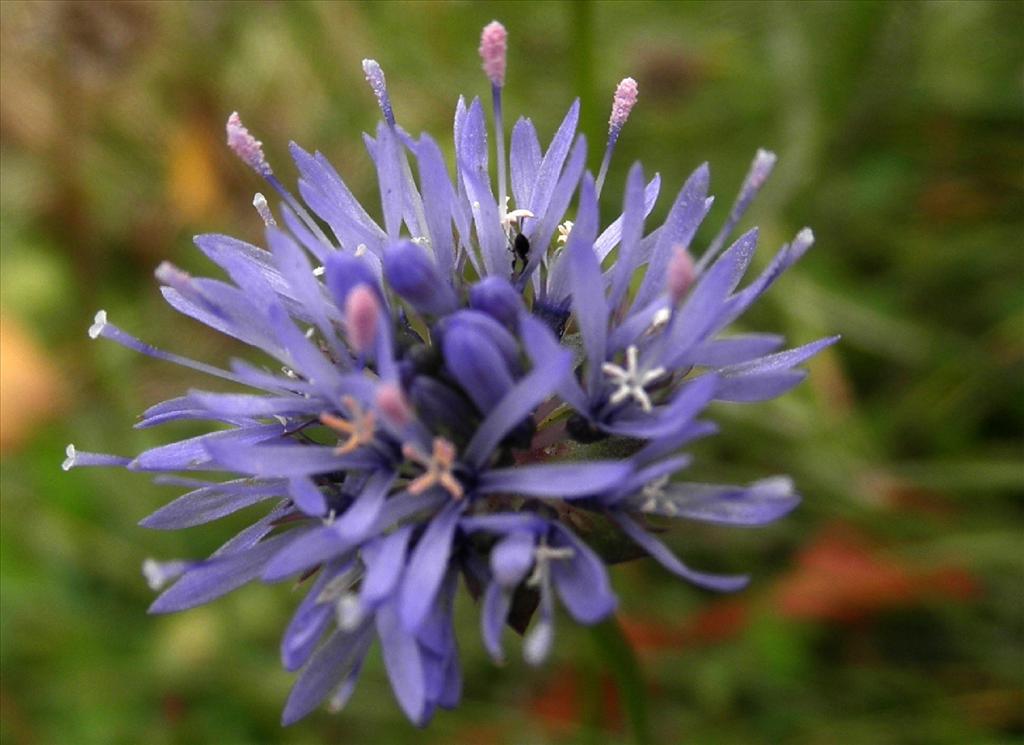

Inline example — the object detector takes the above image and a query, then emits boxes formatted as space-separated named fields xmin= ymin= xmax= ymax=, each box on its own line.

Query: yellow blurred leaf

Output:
xmin=166 ymin=119 xmax=225 ymax=222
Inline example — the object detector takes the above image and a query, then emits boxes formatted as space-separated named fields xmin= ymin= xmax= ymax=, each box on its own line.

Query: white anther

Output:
xmin=354 ymin=244 xmax=368 ymax=257
xmin=647 ymin=307 xmax=671 ymax=334
xmin=556 ymin=220 xmax=574 ymax=245
xmin=335 ymin=592 xmax=364 ymax=631
xmin=312 ymin=266 xmax=326 ymax=277
xmin=253 ymin=192 xmax=276 ymax=226
xmin=602 ymin=345 xmax=666 ymax=412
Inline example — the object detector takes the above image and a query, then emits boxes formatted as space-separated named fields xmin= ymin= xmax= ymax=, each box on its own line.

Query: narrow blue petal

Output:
xmin=360 ymin=525 xmax=413 ymax=609
xmin=414 ymin=134 xmax=458 ymax=282
xmin=281 ymin=563 xmax=344 ymax=671
xmin=481 ymin=582 xmax=512 ymax=663
xmin=720 ymin=336 xmax=840 ymax=375
xmin=399 ymin=500 xmax=464 ymax=632
xmin=612 ymin=513 xmax=749 ymax=592
xmin=549 ymin=524 xmax=617 ymax=623
xmin=478 ymin=461 xmax=632 ymax=499
xmin=463 ymin=315 xmax=572 ymax=468
xmin=686 ymin=333 xmax=786 ymax=367
xmin=203 ymin=441 xmax=379 ymax=478
xmin=634 ymin=163 xmax=712 ymax=310
xmin=510 ymin=116 xmax=542 ymax=210
xmin=377 ymin=601 xmax=427 ymax=725
xmin=608 ymin=164 xmax=653 ymax=310
xmin=527 ymin=99 xmax=580 ymax=223
xmin=282 ymin=624 xmax=373 ymax=725
xmin=715 ymin=370 xmax=807 ymax=402
xmin=288 ymin=477 xmax=327 ymax=517
xmin=261 ymin=523 xmax=357 ymax=582
xmin=635 ymin=476 xmax=800 ymax=526
xmin=490 ymin=531 xmax=536 ymax=587
xmin=139 ymin=479 xmax=285 ymax=529
xmin=150 ymin=529 xmax=306 ymax=613
xmin=604 ymin=374 xmax=718 ymax=439
xmin=131 ymin=424 xmax=285 ymax=472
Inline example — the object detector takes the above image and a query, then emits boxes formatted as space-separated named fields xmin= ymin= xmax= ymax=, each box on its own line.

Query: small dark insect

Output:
xmin=511 ymin=232 xmax=530 ymax=273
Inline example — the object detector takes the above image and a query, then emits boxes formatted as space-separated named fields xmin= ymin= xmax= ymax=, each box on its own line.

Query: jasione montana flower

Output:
xmin=65 ymin=21 xmax=837 ymax=726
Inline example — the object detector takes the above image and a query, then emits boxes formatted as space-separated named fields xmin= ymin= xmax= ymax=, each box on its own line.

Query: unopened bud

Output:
xmin=375 ymin=383 xmax=413 ymax=429
xmin=667 ymin=245 xmax=696 ymax=304
xmin=344 ymin=284 xmax=380 ymax=355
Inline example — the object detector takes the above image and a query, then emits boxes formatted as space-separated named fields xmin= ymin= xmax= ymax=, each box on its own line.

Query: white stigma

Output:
xmin=88 ymin=310 xmax=107 ymax=340
xmin=750 ymin=149 xmax=778 ymax=189
xmin=479 ymin=20 xmax=508 ymax=87
xmin=142 ymin=558 xmax=188 ymax=591
xmin=253 ymin=193 xmax=276 ymax=226
xmin=62 ymin=444 xmax=77 ymax=471
xmin=602 ymin=345 xmax=666 ymax=412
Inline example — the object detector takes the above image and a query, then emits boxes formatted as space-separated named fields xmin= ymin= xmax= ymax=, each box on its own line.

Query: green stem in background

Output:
xmin=589 ymin=615 xmax=653 ymax=745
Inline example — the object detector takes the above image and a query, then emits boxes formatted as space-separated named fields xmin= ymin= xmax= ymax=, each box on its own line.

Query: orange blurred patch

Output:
xmin=166 ymin=119 xmax=225 ymax=223
xmin=526 ymin=665 xmax=622 ymax=736
xmin=774 ymin=523 xmax=978 ymax=624
xmin=0 ymin=313 xmax=67 ymax=452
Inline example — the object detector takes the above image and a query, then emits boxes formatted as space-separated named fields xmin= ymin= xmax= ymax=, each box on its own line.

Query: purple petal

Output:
xmin=608 ymin=163 xmax=653 ymax=310
xmin=481 ymin=582 xmax=512 ymax=663
xmin=282 ymin=624 xmax=373 ymax=725
xmin=478 ymin=461 xmax=632 ymax=499
xmin=139 ymin=479 xmax=285 ymax=529
xmin=288 ymin=477 xmax=327 ymax=516
xmin=203 ymin=441 xmax=379 ymax=477
xmin=715 ymin=371 xmax=807 ymax=402
xmin=490 ymin=531 xmax=536 ymax=587
xmin=334 ymin=471 xmax=393 ymax=541
xmin=633 ymin=163 xmax=712 ymax=310
xmin=687 ymin=333 xmax=785 ymax=367
xmin=377 ymin=601 xmax=427 ymax=725
xmin=414 ymin=134 xmax=457 ymax=281
xmin=186 ymin=390 xmax=324 ymax=419
xmin=562 ymin=174 xmax=608 ymax=391
xmin=373 ymin=122 xmax=409 ymax=239
xmin=663 ymin=228 xmax=760 ymax=368
xmin=510 ymin=116 xmax=541 ymax=210
xmin=612 ymin=512 xmax=749 ymax=592
xmin=131 ymin=424 xmax=284 ymax=472
xmin=595 ymin=171 xmax=661 ymax=262
xmin=549 ymin=524 xmax=617 ymax=623
xmin=462 ymin=315 xmax=571 ymax=468
xmin=399 ymin=500 xmax=464 ymax=632
xmin=527 ymin=99 xmax=580 ymax=223
xmin=604 ymin=373 xmax=719 ymax=439
xmin=360 ymin=525 xmax=413 ymax=609
xmin=636 ymin=476 xmax=800 ymax=526
xmin=721 ymin=336 xmax=840 ymax=375
xmin=150 ymin=529 xmax=307 ymax=613
xmin=281 ymin=563 xmax=344 ymax=671
xmin=261 ymin=523 xmax=357 ymax=583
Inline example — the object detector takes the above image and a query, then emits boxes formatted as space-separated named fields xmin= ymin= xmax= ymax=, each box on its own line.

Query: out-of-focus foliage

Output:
xmin=1 ymin=2 xmax=1021 ymax=743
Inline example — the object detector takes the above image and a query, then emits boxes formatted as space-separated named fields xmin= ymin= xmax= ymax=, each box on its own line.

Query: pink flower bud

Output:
xmin=376 ymin=383 xmax=413 ymax=428
xmin=667 ymin=245 xmax=695 ymax=304
xmin=479 ymin=21 xmax=507 ymax=87
xmin=344 ymin=284 xmax=380 ymax=355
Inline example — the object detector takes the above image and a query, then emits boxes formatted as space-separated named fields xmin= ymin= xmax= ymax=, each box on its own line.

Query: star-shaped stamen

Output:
xmin=601 ymin=345 xmax=666 ymax=412
xmin=320 ymin=396 xmax=376 ymax=454
xmin=402 ymin=437 xmax=464 ymax=499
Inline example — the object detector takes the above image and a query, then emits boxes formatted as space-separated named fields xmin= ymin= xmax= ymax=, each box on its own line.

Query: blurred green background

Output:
xmin=1 ymin=1 xmax=1021 ymax=744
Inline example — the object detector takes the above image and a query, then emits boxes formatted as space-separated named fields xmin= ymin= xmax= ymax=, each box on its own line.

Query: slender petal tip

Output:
xmin=142 ymin=558 xmax=188 ymax=591
xmin=88 ymin=310 xmax=107 ymax=340
xmin=226 ymin=112 xmax=272 ymax=176
xmin=609 ymin=77 xmax=638 ymax=134
xmin=479 ymin=21 xmax=507 ymax=87
xmin=344 ymin=284 xmax=381 ymax=355
xmin=667 ymin=245 xmax=695 ymax=304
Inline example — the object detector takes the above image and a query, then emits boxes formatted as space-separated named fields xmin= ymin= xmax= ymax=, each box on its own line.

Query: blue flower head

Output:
xmin=67 ymin=20 xmax=837 ymax=726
